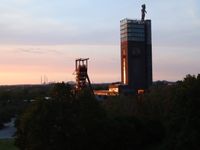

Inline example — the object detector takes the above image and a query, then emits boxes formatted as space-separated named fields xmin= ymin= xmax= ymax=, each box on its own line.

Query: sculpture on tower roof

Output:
xmin=141 ymin=4 xmax=147 ymax=21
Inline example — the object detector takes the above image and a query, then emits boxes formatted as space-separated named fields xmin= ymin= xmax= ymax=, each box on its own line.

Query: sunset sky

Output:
xmin=0 ymin=0 xmax=200 ymax=85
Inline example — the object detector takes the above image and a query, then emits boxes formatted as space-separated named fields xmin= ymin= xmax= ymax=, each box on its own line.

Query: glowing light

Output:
xmin=138 ymin=89 xmax=145 ymax=94
xmin=123 ymin=58 xmax=126 ymax=84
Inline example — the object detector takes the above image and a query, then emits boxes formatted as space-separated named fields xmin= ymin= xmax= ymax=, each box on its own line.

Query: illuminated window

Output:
xmin=138 ymin=89 xmax=145 ymax=94
xmin=123 ymin=58 xmax=126 ymax=84
xmin=122 ymin=49 xmax=126 ymax=56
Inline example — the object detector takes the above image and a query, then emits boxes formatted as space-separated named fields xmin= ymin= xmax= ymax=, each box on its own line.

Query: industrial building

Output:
xmin=79 ymin=4 xmax=153 ymax=96
xmin=120 ymin=18 xmax=152 ymax=94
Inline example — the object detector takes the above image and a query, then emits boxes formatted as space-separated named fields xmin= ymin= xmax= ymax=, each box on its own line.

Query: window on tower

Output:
xmin=123 ymin=58 xmax=126 ymax=84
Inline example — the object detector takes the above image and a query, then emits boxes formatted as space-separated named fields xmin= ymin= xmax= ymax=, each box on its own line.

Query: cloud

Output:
xmin=0 ymin=0 xmax=200 ymax=84
xmin=0 ymin=0 xmax=121 ymax=45
xmin=0 ymin=0 xmax=198 ymax=46
xmin=14 ymin=48 xmax=62 ymax=55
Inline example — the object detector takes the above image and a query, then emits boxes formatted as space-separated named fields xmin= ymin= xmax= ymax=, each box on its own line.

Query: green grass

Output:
xmin=0 ymin=139 xmax=19 ymax=150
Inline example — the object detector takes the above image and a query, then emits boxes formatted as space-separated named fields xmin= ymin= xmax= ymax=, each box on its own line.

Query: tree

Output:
xmin=15 ymin=83 xmax=107 ymax=150
xmin=163 ymin=74 xmax=200 ymax=150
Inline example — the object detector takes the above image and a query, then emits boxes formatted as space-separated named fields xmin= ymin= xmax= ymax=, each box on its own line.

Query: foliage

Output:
xmin=102 ymin=74 xmax=200 ymax=150
xmin=14 ymin=74 xmax=200 ymax=150
xmin=161 ymin=74 xmax=200 ymax=150
xmin=0 ymin=84 xmax=53 ymax=126
xmin=15 ymin=84 xmax=107 ymax=150
xmin=15 ymin=83 xmax=165 ymax=150
xmin=0 ymin=139 xmax=18 ymax=150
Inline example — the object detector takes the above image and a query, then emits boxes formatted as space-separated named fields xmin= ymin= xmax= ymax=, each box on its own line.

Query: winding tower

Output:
xmin=75 ymin=58 xmax=93 ymax=93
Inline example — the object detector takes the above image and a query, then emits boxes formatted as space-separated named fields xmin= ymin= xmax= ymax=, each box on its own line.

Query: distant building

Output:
xmin=120 ymin=19 xmax=152 ymax=93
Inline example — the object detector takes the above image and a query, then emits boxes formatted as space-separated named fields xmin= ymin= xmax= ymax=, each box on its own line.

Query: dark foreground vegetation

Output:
xmin=0 ymin=74 xmax=200 ymax=150
xmin=0 ymin=84 xmax=53 ymax=129
xmin=0 ymin=139 xmax=18 ymax=150
xmin=103 ymin=74 xmax=200 ymax=150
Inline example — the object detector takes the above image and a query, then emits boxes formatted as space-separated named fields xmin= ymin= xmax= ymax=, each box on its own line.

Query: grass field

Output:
xmin=0 ymin=139 xmax=18 ymax=150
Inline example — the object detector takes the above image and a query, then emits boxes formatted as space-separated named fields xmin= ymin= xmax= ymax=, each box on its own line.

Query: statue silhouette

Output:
xmin=141 ymin=4 xmax=147 ymax=21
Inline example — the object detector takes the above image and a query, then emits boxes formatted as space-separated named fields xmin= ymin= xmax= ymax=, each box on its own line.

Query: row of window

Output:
xmin=120 ymin=30 xmax=145 ymax=34
xmin=120 ymin=28 xmax=144 ymax=33
xmin=121 ymin=37 xmax=145 ymax=42
xmin=120 ymin=31 xmax=145 ymax=35
xmin=121 ymin=27 xmax=144 ymax=32
xmin=121 ymin=29 xmax=145 ymax=34
xmin=121 ymin=34 xmax=145 ymax=38
xmin=120 ymin=19 xmax=145 ymax=25
xmin=120 ymin=24 xmax=144 ymax=30
xmin=120 ymin=24 xmax=145 ymax=28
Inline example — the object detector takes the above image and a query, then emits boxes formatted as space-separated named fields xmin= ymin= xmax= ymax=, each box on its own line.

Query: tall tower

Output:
xmin=75 ymin=58 xmax=93 ymax=94
xmin=120 ymin=17 xmax=152 ymax=92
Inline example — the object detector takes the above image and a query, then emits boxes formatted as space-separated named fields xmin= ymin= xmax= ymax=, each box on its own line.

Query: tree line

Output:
xmin=0 ymin=84 xmax=53 ymax=129
xmin=15 ymin=82 xmax=164 ymax=150
xmin=102 ymin=74 xmax=200 ymax=150
xmin=2 ymin=74 xmax=200 ymax=150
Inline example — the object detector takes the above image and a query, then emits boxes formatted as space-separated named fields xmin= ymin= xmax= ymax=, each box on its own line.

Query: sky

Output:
xmin=0 ymin=0 xmax=200 ymax=85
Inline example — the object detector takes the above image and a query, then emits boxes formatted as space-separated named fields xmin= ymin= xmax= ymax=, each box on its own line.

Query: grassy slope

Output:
xmin=0 ymin=139 xmax=18 ymax=150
